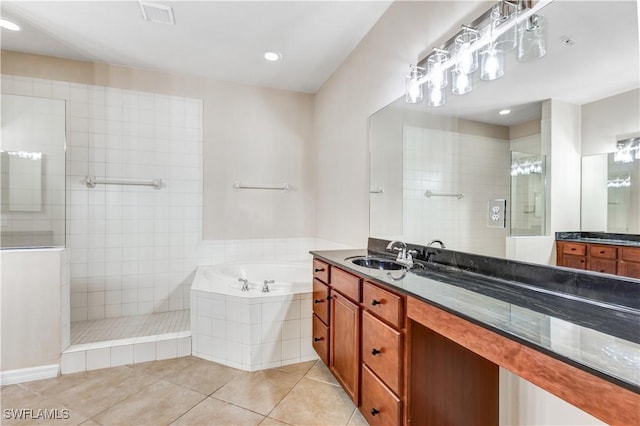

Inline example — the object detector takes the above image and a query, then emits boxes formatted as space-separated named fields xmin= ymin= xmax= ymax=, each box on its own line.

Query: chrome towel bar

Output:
xmin=233 ymin=181 xmax=290 ymax=191
xmin=86 ymin=176 xmax=163 ymax=189
xmin=425 ymin=190 xmax=463 ymax=199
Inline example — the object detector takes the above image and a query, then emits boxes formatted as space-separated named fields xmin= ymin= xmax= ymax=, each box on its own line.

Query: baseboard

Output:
xmin=0 ymin=364 xmax=59 ymax=385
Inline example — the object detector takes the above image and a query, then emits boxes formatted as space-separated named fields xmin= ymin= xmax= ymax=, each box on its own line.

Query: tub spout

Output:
xmin=238 ymin=277 xmax=249 ymax=291
xmin=263 ymin=280 xmax=274 ymax=293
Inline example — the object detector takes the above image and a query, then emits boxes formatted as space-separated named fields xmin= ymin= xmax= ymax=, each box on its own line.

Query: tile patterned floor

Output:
xmin=0 ymin=357 xmax=369 ymax=425
xmin=71 ymin=310 xmax=190 ymax=344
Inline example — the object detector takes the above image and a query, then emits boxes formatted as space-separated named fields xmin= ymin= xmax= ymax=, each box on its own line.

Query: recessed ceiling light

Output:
xmin=499 ymin=109 xmax=511 ymax=115
xmin=264 ymin=51 xmax=282 ymax=62
xmin=0 ymin=19 xmax=20 ymax=31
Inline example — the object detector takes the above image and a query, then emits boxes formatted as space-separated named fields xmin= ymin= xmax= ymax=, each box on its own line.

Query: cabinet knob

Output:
xmin=314 ymin=299 xmax=323 ymax=304
xmin=371 ymin=299 xmax=381 ymax=306
xmin=326 ymin=295 xmax=332 ymax=300
xmin=370 ymin=408 xmax=380 ymax=416
xmin=599 ymin=250 xmax=605 ymax=254
xmin=314 ymin=268 xmax=325 ymax=272
xmin=314 ymin=337 xmax=323 ymax=342
xmin=371 ymin=348 xmax=381 ymax=356
xmin=580 ymin=260 xmax=585 ymax=263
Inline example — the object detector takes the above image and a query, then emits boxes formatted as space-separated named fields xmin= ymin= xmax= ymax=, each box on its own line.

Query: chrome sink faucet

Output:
xmin=427 ymin=239 xmax=446 ymax=248
xmin=386 ymin=240 xmax=417 ymax=267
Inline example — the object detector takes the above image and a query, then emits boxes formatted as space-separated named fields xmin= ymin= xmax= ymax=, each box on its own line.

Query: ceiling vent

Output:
xmin=139 ymin=1 xmax=175 ymax=25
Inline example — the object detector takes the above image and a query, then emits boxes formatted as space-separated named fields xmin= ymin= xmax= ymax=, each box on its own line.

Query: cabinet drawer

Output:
xmin=619 ymin=262 xmax=640 ymax=279
xmin=312 ymin=279 xmax=330 ymax=325
xmin=589 ymin=245 xmax=617 ymax=259
xmin=361 ymin=364 xmax=401 ymax=426
xmin=362 ymin=310 xmax=402 ymax=395
xmin=621 ymin=247 xmax=640 ymax=263
xmin=313 ymin=259 xmax=330 ymax=283
xmin=331 ymin=267 xmax=361 ymax=303
xmin=562 ymin=243 xmax=586 ymax=256
xmin=563 ymin=255 xmax=586 ymax=270
xmin=312 ymin=314 xmax=329 ymax=366
xmin=363 ymin=281 xmax=403 ymax=328
xmin=588 ymin=258 xmax=617 ymax=275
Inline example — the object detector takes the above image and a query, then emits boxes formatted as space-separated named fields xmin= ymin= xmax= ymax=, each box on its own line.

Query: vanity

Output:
xmin=311 ymin=239 xmax=639 ymax=426
xmin=556 ymin=232 xmax=640 ymax=278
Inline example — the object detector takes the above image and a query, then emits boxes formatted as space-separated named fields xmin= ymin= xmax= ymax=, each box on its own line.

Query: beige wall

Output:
xmin=312 ymin=1 xmax=490 ymax=247
xmin=1 ymin=249 xmax=62 ymax=370
xmin=1 ymin=50 xmax=315 ymax=240
xmin=582 ymin=88 xmax=640 ymax=156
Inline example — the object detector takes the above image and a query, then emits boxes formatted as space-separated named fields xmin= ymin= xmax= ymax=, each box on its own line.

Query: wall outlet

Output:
xmin=487 ymin=199 xmax=506 ymax=228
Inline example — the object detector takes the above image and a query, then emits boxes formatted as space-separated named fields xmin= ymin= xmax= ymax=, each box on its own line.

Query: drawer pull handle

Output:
xmin=599 ymin=269 xmax=606 ymax=273
xmin=314 ymin=337 xmax=323 ymax=342
xmin=371 ymin=348 xmax=381 ymax=356
xmin=580 ymin=260 xmax=585 ymax=263
xmin=314 ymin=268 xmax=325 ymax=272
xmin=371 ymin=299 xmax=381 ymax=306
xmin=314 ymin=299 xmax=323 ymax=304
xmin=370 ymin=408 xmax=380 ymax=416
xmin=570 ymin=248 xmax=576 ymax=251
xmin=326 ymin=295 xmax=332 ymax=300
xmin=599 ymin=251 xmax=605 ymax=254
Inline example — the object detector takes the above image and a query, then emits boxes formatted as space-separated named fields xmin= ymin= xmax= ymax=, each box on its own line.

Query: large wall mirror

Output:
xmin=369 ymin=1 xmax=639 ymax=259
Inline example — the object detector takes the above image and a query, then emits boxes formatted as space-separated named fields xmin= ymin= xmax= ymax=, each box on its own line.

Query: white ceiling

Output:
xmin=0 ymin=1 xmax=392 ymax=93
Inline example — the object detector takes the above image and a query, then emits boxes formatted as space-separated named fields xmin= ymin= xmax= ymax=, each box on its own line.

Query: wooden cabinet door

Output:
xmin=330 ymin=291 xmax=360 ymax=404
xmin=312 ymin=314 xmax=329 ymax=366
xmin=563 ymin=255 xmax=586 ymax=270
xmin=619 ymin=261 xmax=640 ymax=279
xmin=312 ymin=279 xmax=330 ymax=325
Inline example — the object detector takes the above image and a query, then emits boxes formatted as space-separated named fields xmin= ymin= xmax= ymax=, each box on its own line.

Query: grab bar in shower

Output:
xmin=232 ymin=181 xmax=290 ymax=191
xmin=86 ymin=176 xmax=163 ymax=189
xmin=425 ymin=190 xmax=463 ymax=199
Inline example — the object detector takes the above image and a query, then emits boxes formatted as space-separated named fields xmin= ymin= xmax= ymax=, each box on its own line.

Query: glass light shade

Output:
xmin=427 ymin=50 xmax=449 ymax=89
xmin=451 ymin=70 xmax=472 ymax=95
xmin=427 ymin=86 xmax=446 ymax=107
xmin=490 ymin=0 xmax=517 ymax=52
xmin=405 ymin=66 xmax=424 ymax=103
xmin=518 ymin=15 xmax=546 ymax=62
xmin=480 ymin=47 xmax=504 ymax=81
xmin=454 ymin=28 xmax=479 ymax=74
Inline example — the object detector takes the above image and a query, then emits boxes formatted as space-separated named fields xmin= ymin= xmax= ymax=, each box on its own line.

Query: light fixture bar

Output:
xmin=415 ymin=0 xmax=553 ymax=87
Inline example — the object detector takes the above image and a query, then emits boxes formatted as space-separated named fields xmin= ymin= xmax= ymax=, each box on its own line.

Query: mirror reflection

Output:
xmin=369 ymin=0 xmax=639 ymax=260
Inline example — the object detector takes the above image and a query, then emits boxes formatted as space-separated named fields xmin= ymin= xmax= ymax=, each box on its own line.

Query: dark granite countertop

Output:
xmin=556 ymin=232 xmax=640 ymax=247
xmin=310 ymin=247 xmax=640 ymax=394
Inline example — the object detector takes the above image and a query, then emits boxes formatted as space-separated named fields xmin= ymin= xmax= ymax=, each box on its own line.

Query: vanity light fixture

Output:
xmin=405 ymin=65 xmax=425 ymax=103
xmin=614 ymin=137 xmax=640 ymax=163
xmin=0 ymin=18 xmax=20 ymax=31
xmin=264 ymin=51 xmax=282 ymax=62
xmin=405 ymin=0 xmax=550 ymax=106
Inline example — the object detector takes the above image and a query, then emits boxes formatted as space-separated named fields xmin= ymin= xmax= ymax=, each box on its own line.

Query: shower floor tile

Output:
xmin=71 ymin=310 xmax=190 ymax=344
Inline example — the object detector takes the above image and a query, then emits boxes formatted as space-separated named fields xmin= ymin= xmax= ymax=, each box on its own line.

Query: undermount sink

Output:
xmin=349 ymin=256 xmax=406 ymax=270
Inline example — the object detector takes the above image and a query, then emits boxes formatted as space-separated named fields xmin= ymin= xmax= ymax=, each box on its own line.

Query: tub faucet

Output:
xmin=262 ymin=280 xmax=274 ymax=293
xmin=238 ymin=277 xmax=249 ymax=291
xmin=386 ymin=240 xmax=417 ymax=267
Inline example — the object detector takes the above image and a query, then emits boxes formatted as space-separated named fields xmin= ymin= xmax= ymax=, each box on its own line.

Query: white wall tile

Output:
xmin=60 ymin=351 xmax=86 ymax=374
xmin=110 ymin=344 xmax=134 ymax=367
xmin=86 ymin=347 xmax=110 ymax=370
xmin=134 ymin=341 xmax=156 ymax=363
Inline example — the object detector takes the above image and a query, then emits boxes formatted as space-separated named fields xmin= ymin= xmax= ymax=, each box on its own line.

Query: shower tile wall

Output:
xmin=403 ymin=125 xmax=510 ymax=258
xmin=2 ymin=75 xmax=203 ymax=322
